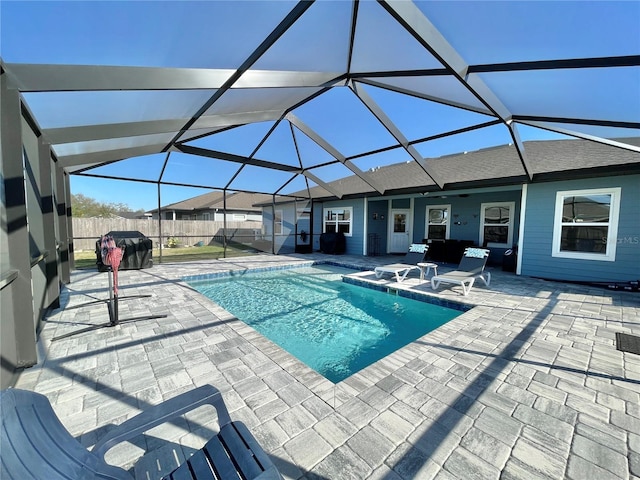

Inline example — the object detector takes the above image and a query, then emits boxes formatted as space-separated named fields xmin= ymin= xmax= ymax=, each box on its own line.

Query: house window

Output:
xmin=552 ymin=188 xmax=620 ymax=261
xmin=480 ymin=202 xmax=515 ymax=247
xmin=426 ymin=205 xmax=450 ymax=240
xmin=323 ymin=207 xmax=352 ymax=236
xmin=274 ymin=210 xmax=283 ymax=235
xmin=202 ymin=212 xmax=210 ymax=221
xmin=233 ymin=214 xmax=246 ymax=221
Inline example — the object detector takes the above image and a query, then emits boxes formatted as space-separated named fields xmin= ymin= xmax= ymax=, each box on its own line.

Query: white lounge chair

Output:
xmin=431 ymin=247 xmax=491 ymax=295
xmin=374 ymin=244 xmax=429 ymax=282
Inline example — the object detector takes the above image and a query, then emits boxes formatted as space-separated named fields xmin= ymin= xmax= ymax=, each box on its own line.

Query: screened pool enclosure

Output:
xmin=1 ymin=0 xmax=639 ymax=384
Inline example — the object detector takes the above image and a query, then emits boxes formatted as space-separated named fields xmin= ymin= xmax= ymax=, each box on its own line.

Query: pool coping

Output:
xmin=182 ymin=260 xmax=316 ymax=282
xmin=184 ymin=259 xmax=470 ymax=312
xmin=181 ymin=259 xmax=482 ymax=407
xmin=341 ymin=274 xmax=471 ymax=313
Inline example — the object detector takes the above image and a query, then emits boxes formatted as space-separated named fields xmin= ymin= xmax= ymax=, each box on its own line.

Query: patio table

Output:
xmin=418 ymin=262 xmax=438 ymax=281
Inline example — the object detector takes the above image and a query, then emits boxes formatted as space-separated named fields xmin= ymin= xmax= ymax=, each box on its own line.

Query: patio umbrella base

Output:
xmin=51 ymin=313 xmax=167 ymax=341
xmin=51 ymin=267 xmax=167 ymax=342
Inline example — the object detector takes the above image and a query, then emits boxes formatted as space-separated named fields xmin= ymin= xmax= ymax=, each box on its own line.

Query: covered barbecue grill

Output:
xmin=96 ymin=231 xmax=153 ymax=271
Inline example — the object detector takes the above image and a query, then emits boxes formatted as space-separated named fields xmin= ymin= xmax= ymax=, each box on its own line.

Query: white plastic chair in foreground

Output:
xmin=431 ymin=247 xmax=491 ymax=296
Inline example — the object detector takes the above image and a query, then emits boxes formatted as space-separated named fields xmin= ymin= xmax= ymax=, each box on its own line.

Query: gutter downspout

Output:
xmin=516 ymin=183 xmax=527 ymax=276
xmin=363 ymin=197 xmax=368 ymax=256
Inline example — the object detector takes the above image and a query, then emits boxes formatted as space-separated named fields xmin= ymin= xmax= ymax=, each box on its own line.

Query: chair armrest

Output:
xmin=92 ymin=384 xmax=232 ymax=460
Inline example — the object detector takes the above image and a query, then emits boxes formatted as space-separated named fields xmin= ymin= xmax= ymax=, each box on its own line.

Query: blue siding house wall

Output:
xmin=312 ymin=199 xmax=366 ymax=255
xmin=367 ymin=199 xmax=389 ymax=255
xmin=521 ymin=174 xmax=640 ymax=283
xmin=414 ymin=189 xmax=521 ymax=263
xmin=309 ymin=189 xmax=522 ymax=261
xmin=269 ymin=173 xmax=638 ymax=285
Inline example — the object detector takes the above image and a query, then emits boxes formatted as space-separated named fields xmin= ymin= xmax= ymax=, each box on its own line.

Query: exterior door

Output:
xmin=390 ymin=209 xmax=411 ymax=253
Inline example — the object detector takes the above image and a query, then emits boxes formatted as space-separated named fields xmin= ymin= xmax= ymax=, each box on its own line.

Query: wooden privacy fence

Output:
xmin=72 ymin=218 xmax=263 ymax=251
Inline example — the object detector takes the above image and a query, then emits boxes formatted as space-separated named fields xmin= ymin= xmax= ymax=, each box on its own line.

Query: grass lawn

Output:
xmin=73 ymin=244 xmax=258 ymax=270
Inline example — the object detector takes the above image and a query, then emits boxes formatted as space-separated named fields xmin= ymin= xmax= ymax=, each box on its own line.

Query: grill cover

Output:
xmin=319 ymin=232 xmax=346 ymax=254
xmin=96 ymin=231 xmax=153 ymax=271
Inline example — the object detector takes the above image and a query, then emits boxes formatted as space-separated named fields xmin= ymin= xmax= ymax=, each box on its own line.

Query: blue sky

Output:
xmin=2 ymin=1 xmax=638 ymax=211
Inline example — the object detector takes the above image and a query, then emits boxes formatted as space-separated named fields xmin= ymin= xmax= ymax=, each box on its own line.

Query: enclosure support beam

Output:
xmin=38 ymin=137 xmax=60 ymax=309
xmin=54 ymin=164 xmax=71 ymax=284
xmin=271 ymin=196 xmax=276 ymax=255
xmin=0 ymin=72 xmax=37 ymax=388
xmin=64 ymin=172 xmax=74 ymax=270
xmin=223 ymin=189 xmax=228 ymax=258
xmin=157 ymin=182 xmax=163 ymax=264
xmin=157 ymin=152 xmax=171 ymax=264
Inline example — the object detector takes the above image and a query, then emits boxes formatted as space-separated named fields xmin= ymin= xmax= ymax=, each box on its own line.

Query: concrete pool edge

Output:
xmin=341 ymin=274 xmax=472 ymax=313
xmin=182 ymin=258 xmax=369 ymax=283
xmin=182 ymin=260 xmax=316 ymax=283
xmin=180 ymin=259 xmax=484 ymax=408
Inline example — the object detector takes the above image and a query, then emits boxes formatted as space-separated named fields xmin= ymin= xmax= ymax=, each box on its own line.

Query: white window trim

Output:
xmin=425 ymin=204 xmax=451 ymax=240
xmin=479 ymin=201 xmax=515 ymax=248
xmin=323 ymin=206 xmax=353 ymax=237
xmin=552 ymin=187 xmax=620 ymax=262
xmin=274 ymin=209 xmax=283 ymax=235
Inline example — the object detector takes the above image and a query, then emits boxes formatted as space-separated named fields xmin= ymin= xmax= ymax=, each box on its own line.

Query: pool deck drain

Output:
xmin=17 ymin=253 xmax=640 ymax=480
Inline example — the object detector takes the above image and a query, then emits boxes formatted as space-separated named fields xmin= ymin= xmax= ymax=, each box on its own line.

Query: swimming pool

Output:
xmin=188 ymin=264 xmax=462 ymax=383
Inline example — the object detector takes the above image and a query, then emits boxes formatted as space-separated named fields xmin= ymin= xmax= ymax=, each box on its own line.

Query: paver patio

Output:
xmin=13 ymin=253 xmax=640 ymax=479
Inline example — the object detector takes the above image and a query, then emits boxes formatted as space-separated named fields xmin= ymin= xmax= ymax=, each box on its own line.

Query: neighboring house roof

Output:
xmin=271 ymin=138 xmax=640 ymax=203
xmin=115 ymin=211 xmax=148 ymax=219
xmin=148 ymin=191 xmax=271 ymax=213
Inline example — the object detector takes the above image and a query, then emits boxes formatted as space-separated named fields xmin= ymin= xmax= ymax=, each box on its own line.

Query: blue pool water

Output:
xmin=188 ymin=264 xmax=462 ymax=383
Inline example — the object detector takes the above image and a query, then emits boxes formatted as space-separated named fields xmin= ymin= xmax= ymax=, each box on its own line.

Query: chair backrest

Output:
xmin=403 ymin=244 xmax=429 ymax=264
xmin=3 ymin=386 xmax=282 ymax=480
xmin=1 ymin=388 xmax=132 ymax=479
xmin=458 ymin=247 xmax=490 ymax=274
